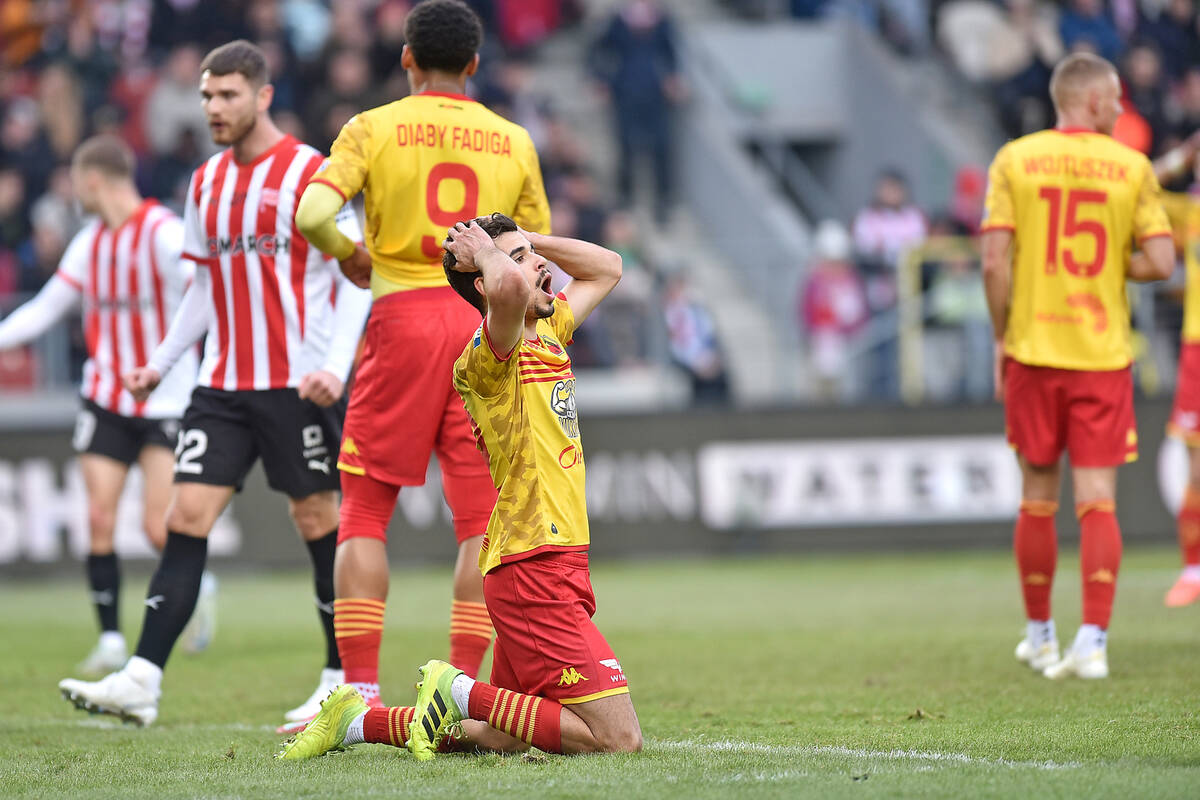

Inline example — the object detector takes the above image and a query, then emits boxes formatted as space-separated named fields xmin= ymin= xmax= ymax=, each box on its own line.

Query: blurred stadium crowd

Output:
xmin=4 ymin=0 xmax=1200 ymax=406
xmin=0 ymin=0 xmax=731 ymax=401
xmin=726 ymin=0 xmax=1200 ymax=404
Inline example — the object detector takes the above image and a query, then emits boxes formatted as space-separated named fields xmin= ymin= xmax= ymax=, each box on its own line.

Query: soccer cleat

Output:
xmin=180 ymin=571 xmax=218 ymax=654
xmin=284 ymin=668 xmax=346 ymax=722
xmin=1043 ymin=646 xmax=1109 ymax=680
xmin=76 ymin=635 xmax=128 ymax=677
xmin=276 ymin=685 xmax=368 ymax=760
xmin=1164 ymin=574 xmax=1200 ymax=607
xmin=406 ymin=660 xmax=464 ymax=762
xmin=1015 ymin=637 xmax=1060 ymax=671
xmin=59 ymin=670 xmax=159 ymax=726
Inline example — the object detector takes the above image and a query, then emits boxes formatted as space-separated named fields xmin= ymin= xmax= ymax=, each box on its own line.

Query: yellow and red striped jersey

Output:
xmin=452 ymin=297 xmax=587 ymax=575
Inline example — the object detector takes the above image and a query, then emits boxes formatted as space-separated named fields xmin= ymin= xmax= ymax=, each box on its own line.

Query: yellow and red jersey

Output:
xmin=982 ymin=127 xmax=1172 ymax=370
xmin=452 ymin=297 xmax=586 ymax=575
xmin=311 ymin=91 xmax=551 ymax=299
xmin=1160 ymin=190 xmax=1200 ymax=343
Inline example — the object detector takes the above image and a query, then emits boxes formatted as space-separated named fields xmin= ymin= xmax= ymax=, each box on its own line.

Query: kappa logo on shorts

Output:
xmin=557 ymin=667 xmax=589 ymax=687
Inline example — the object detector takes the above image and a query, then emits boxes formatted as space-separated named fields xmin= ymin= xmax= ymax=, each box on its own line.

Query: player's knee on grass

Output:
xmin=595 ymin=723 xmax=642 ymax=754
xmin=288 ymin=491 xmax=339 ymax=540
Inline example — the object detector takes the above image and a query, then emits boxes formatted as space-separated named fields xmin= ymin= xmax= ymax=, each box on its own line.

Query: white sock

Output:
xmin=343 ymin=711 xmax=367 ymax=745
xmin=1183 ymin=565 xmax=1200 ymax=582
xmin=98 ymin=631 xmax=126 ymax=651
xmin=320 ymin=668 xmax=345 ymax=684
xmin=123 ymin=656 xmax=163 ymax=695
xmin=1073 ymin=624 xmax=1106 ymax=654
xmin=349 ymin=682 xmax=379 ymax=703
xmin=1026 ymin=619 xmax=1056 ymax=646
xmin=450 ymin=673 xmax=475 ymax=717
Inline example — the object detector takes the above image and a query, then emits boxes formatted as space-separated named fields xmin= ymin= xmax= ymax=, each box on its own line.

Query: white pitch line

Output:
xmin=655 ymin=739 xmax=1082 ymax=771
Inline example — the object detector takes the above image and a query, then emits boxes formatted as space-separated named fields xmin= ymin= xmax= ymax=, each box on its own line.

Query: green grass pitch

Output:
xmin=2 ymin=547 xmax=1198 ymax=798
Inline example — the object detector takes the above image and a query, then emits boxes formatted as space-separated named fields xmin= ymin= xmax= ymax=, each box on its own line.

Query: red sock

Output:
xmin=1078 ymin=502 xmax=1122 ymax=628
xmin=467 ymin=680 xmax=563 ymax=753
xmin=364 ymin=706 xmax=413 ymax=747
xmin=1014 ymin=500 xmax=1058 ymax=621
xmin=1179 ymin=488 xmax=1200 ymax=567
xmin=333 ymin=598 xmax=385 ymax=696
xmin=449 ymin=600 xmax=493 ymax=678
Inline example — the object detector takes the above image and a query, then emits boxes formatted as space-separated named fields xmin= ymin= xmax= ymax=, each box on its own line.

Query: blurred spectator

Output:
xmin=47 ymin=16 xmax=119 ymax=119
xmin=144 ymin=45 xmax=212 ymax=159
xmin=31 ymin=166 xmax=83 ymax=245
xmin=247 ymin=0 xmax=301 ymax=114
xmin=949 ymin=165 xmax=986 ymax=234
xmin=799 ymin=220 xmax=868 ymax=402
xmin=1058 ymin=0 xmax=1123 ymax=62
xmin=147 ymin=0 xmax=247 ymax=53
xmin=108 ymin=57 xmax=157 ymax=155
xmin=589 ymin=0 xmax=685 ymax=223
xmin=0 ymin=168 xmax=29 ymax=256
xmin=1 ymin=97 xmax=54 ymax=199
xmin=1139 ymin=0 xmax=1200 ymax=81
xmin=561 ymin=169 xmax=609 ymax=245
xmin=477 ymin=55 xmax=549 ymax=149
xmin=306 ymin=48 xmax=379 ymax=152
xmin=1171 ymin=66 xmax=1200 ymax=143
xmin=369 ymin=0 xmax=411 ymax=84
xmin=853 ymin=168 xmax=927 ymax=401
xmin=662 ymin=274 xmax=729 ymax=405
xmin=37 ymin=63 xmax=85 ymax=162
xmin=1122 ymin=41 xmax=1169 ymax=152
xmin=925 ymin=247 xmax=992 ymax=402
xmin=852 ymin=168 xmax=927 ymax=271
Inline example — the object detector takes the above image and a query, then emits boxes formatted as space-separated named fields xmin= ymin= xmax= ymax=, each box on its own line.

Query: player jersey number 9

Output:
xmin=421 ymin=162 xmax=480 ymax=260
xmin=1037 ymin=186 xmax=1108 ymax=277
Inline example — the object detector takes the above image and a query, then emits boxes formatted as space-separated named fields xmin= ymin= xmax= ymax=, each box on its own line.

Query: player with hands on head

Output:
xmin=277 ymin=214 xmax=641 ymax=761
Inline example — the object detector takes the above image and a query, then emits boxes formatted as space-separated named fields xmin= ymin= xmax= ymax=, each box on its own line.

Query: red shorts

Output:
xmin=1169 ymin=341 xmax=1200 ymax=446
xmin=484 ymin=551 xmax=629 ymax=705
xmin=1004 ymin=357 xmax=1137 ymax=468
xmin=337 ymin=287 xmax=496 ymax=543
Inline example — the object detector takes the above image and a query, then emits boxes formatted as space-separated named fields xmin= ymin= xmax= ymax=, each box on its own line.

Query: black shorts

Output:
xmin=174 ymin=387 xmax=346 ymax=497
xmin=73 ymin=399 xmax=179 ymax=465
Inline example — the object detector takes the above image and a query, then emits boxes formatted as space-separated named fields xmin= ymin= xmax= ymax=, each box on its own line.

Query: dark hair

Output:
xmin=404 ymin=0 xmax=483 ymax=74
xmin=73 ymin=134 xmax=135 ymax=178
xmin=443 ymin=213 xmax=519 ymax=315
xmin=200 ymin=40 xmax=270 ymax=86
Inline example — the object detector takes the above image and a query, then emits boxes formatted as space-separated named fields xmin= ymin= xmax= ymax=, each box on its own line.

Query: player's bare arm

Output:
xmin=444 ymin=220 xmax=532 ymax=355
xmin=1127 ymin=236 xmax=1176 ymax=282
xmin=522 ymin=229 xmax=622 ymax=327
xmin=980 ymin=228 xmax=1013 ymax=401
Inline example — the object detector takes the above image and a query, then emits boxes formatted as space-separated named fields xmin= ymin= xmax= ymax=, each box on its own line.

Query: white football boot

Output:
xmin=180 ymin=571 xmax=218 ymax=654
xmin=1015 ymin=620 xmax=1059 ymax=671
xmin=1044 ymin=625 xmax=1109 ymax=679
xmin=76 ymin=632 xmax=128 ymax=677
xmin=1015 ymin=637 xmax=1061 ymax=671
xmin=59 ymin=669 xmax=160 ymax=726
xmin=283 ymin=668 xmax=345 ymax=722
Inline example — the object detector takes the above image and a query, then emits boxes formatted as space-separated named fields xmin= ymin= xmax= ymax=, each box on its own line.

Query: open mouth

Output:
xmin=538 ymin=270 xmax=553 ymax=298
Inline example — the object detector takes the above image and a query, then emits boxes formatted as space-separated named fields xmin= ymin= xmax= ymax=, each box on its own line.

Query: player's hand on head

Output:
xmin=297 ymin=369 xmax=344 ymax=407
xmin=122 ymin=367 xmax=161 ymax=403
xmin=339 ymin=245 xmax=372 ymax=289
xmin=443 ymin=221 xmax=495 ymax=272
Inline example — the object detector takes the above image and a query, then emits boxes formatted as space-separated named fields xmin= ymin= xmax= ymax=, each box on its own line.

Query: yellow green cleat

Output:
xmin=275 ymin=684 xmax=368 ymax=760
xmin=406 ymin=659 xmax=465 ymax=762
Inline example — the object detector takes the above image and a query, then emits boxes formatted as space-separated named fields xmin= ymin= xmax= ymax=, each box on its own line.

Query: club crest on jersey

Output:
xmin=550 ymin=378 xmax=579 ymax=438
xmin=260 ymin=187 xmax=279 ymax=207
xmin=541 ymin=335 xmax=562 ymax=355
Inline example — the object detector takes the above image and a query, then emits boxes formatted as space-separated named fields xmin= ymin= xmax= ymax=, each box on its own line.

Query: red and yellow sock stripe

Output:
xmin=333 ymin=598 xmax=385 ymax=639
xmin=487 ymin=687 xmax=541 ymax=746
xmin=449 ymin=600 xmax=493 ymax=642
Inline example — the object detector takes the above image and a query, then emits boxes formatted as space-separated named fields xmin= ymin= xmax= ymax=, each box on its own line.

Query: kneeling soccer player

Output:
xmin=278 ymin=214 xmax=641 ymax=759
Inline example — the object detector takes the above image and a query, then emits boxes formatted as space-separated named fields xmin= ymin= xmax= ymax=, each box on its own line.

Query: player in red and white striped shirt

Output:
xmin=0 ymin=135 xmax=197 ymax=676
xmin=59 ymin=41 xmax=372 ymax=728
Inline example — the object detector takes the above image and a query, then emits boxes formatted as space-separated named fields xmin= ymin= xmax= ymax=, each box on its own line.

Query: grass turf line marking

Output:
xmin=656 ymin=739 xmax=1082 ymax=771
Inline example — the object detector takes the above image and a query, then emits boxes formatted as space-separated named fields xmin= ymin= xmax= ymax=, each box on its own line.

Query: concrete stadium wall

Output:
xmin=0 ymin=401 xmax=1183 ymax=575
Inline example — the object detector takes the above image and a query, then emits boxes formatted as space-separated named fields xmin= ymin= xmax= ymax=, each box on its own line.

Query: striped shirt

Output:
xmin=181 ymin=134 xmax=362 ymax=391
xmin=55 ymin=200 xmax=195 ymax=418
